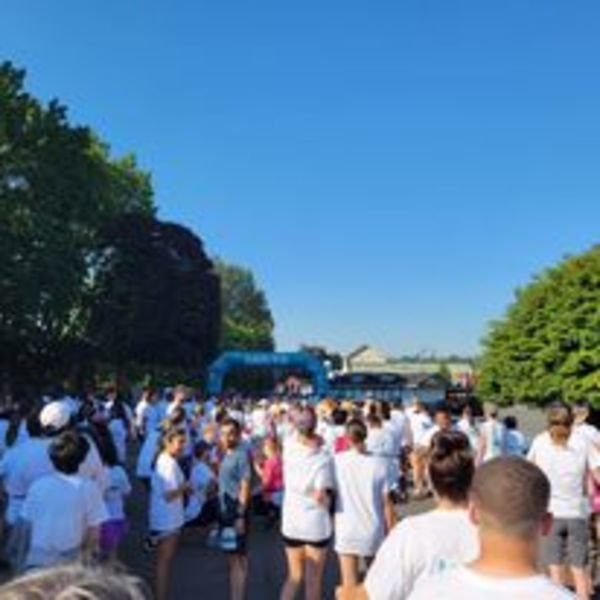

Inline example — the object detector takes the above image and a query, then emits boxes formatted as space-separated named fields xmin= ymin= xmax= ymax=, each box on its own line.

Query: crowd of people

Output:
xmin=0 ymin=385 xmax=598 ymax=599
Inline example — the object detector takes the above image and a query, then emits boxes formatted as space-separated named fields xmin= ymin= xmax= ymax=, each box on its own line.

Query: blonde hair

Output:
xmin=0 ymin=564 xmax=149 ymax=599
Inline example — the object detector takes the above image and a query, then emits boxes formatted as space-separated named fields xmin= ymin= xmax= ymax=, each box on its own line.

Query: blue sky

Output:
xmin=2 ymin=1 xmax=599 ymax=356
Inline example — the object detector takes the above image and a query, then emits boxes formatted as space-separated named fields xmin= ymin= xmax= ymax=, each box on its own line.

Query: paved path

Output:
xmin=119 ymin=472 xmax=432 ymax=599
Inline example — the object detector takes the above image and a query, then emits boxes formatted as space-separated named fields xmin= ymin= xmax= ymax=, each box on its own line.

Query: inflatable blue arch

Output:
xmin=207 ymin=351 xmax=329 ymax=397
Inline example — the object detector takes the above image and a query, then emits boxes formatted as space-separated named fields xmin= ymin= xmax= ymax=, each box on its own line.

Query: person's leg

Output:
xmin=567 ymin=519 xmax=590 ymax=600
xmin=155 ymin=533 xmax=179 ymax=600
xmin=280 ymin=545 xmax=305 ymax=600
xmin=229 ymin=553 xmax=249 ymax=600
xmin=543 ymin=519 xmax=566 ymax=587
xmin=304 ymin=544 xmax=328 ymax=600
xmin=411 ymin=449 xmax=426 ymax=496
xmin=337 ymin=553 xmax=359 ymax=587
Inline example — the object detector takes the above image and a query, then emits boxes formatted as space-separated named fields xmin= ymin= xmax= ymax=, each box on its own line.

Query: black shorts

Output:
xmin=184 ymin=497 xmax=220 ymax=529
xmin=282 ymin=535 xmax=330 ymax=549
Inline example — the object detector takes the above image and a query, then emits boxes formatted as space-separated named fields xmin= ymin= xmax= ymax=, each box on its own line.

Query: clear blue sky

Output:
xmin=3 ymin=1 xmax=599 ymax=356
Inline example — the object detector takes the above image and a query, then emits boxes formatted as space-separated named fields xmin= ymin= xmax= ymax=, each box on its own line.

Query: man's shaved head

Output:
xmin=470 ymin=456 xmax=550 ymax=537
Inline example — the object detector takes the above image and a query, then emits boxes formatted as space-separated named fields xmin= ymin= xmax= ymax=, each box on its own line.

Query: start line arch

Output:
xmin=207 ymin=351 xmax=329 ymax=397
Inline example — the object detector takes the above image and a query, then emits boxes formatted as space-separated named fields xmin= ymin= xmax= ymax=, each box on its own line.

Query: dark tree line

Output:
xmin=0 ymin=62 xmax=233 ymax=395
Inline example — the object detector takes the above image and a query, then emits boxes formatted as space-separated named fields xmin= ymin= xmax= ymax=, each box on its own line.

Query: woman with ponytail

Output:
xmin=148 ymin=425 xmax=190 ymax=600
xmin=339 ymin=429 xmax=478 ymax=600
xmin=528 ymin=403 xmax=599 ymax=599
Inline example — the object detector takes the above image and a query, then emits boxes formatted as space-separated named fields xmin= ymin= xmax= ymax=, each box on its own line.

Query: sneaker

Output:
xmin=143 ymin=534 xmax=158 ymax=552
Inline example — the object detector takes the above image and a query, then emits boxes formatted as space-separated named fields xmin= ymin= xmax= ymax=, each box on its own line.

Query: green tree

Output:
xmin=478 ymin=245 xmax=600 ymax=406
xmin=214 ymin=259 xmax=275 ymax=351
xmin=0 ymin=62 xmax=154 ymax=390
xmin=87 ymin=215 xmax=221 ymax=381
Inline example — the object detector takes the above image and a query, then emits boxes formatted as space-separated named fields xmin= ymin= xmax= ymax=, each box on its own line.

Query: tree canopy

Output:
xmin=214 ymin=259 xmax=275 ymax=352
xmin=477 ymin=245 xmax=600 ymax=406
xmin=87 ymin=215 xmax=221 ymax=381
xmin=0 ymin=62 xmax=226 ymax=392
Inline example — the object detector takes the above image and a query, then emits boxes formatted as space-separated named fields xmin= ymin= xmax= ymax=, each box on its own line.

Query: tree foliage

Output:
xmin=214 ymin=259 xmax=274 ymax=351
xmin=477 ymin=245 xmax=600 ymax=406
xmin=0 ymin=61 xmax=150 ymax=389
xmin=87 ymin=215 xmax=221 ymax=378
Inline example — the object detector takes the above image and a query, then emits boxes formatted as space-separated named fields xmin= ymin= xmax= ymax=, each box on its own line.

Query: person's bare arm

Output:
xmin=81 ymin=525 xmax=100 ymax=562
xmin=383 ymin=493 xmax=397 ymax=533
xmin=164 ymin=482 xmax=191 ymax=502
xmin=335 ymin=583 xmax=369 ymax=600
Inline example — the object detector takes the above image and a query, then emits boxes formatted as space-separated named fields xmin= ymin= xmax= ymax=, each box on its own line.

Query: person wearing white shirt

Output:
xmin=338 ymin=429 xmax=478 ymax=600
xmin=406 ymin=399 xmax=433 ymax=498
xmin=134 ymin=388 xmax=160 ymax=440
xmin=149 ymin=426 xmax=190 ymax=600
xmin=334 ymin=418 xmax=396 ymax=587
xmin=281 ymin=406 xmax=334 ymax=600
xmin=477 ymin=404 xmax=507 ymax=464
xmin=20 ymin=431 xmax=108 ymax=569
xmin=528 ymin=404 xmax=599 ymax=599
xmin=184 ymin=442 xmax=218 ymax=526
xmin=456 ymin=405 xmax=480 ymax=450
xmin=408 ymin=457 xmax=575 ymax=600
xmin=572 ymin=402 xmax=600 ymax=451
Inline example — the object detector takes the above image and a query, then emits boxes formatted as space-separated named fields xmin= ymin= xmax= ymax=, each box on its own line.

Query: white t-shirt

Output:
xmin=251 ymin=407 xmax=269 ymax=438
xmin=281 ymin=437 xmax=334 ymax=542
xmin=184 ymin=461 xmax=215 ymax=522
xmin=364 ymin=509 xmax=479 ymax=600
xmin=104 ymin=465 xmax=131 ymax=520
xmin=528 ymin=431 xmax=596 ymax=519
xmin=574 ymin=422 xmax=600 ymax=447
xmin=408 ymin=565 xmax=576 ymax=600
xmin=333 ymin=449 xmax=391 ymax=557
xmin=108 ymin=419 xmax=128 ymax=464
xmin=150 ymin=453 xmax=185 ymax=532
xmin=457 ymin=418 xmax=480 ymax=450
xmin=408 ymin=412 xmax=433 ymax=447
xmin=21 ymin=472 xmax=107 ymax=568
xmin=390 ymin=409 xmax=413 ymax=448
xmin=366 ymin=427 xmax=396 ymax=457
xmin=0 ymin=445 xmax=29 ymax=525
xmin=480 ymin=420 xmax=506 ymax=462
xmin=137 ymin=428 xmax=161 ymax=479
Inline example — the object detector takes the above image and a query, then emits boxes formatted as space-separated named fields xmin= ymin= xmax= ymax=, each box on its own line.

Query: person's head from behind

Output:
xmin=345 ymin=418 xmax=367 ymax=448
xmin=412 ymin=397 xmax=425 ymax=413
xmin=485 ymin=402 xmax=499 ymax=420
xmin=380 ymin=401 xmax=391 ymax=422
xmin=331 ymin=408 xmax=348 ymax=427
xmin=193 ymin=440 xmax=211 ymax=463
xmin=572 ymin=401 xmax=590 ymax=425
xmin=469 ymin=456 xmax=551 ymax=544
xmin=503 ymin=415 xmax=518 ymax=431
xmin=0 ymin=563 xmax=148 ymax=600
xmin=220 ymin=417 xmax=242 ymax=450
xmin=546 ymin=403 xmax=573 ymax=446
xmin=49 ymin=430 xmax=89 ymax=475
xmin=160 ymin=426 xmax=187 ymax=459
xmin=427 ymin=430 xmax=474 ymax=505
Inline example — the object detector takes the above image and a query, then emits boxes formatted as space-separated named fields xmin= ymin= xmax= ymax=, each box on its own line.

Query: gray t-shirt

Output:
xmin=219 ymin=446 xmax=251 ymax=503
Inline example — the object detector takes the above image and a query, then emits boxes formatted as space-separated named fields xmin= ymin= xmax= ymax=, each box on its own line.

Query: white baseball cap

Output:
xmin=40 ymin=401 xmax=72 ymax=431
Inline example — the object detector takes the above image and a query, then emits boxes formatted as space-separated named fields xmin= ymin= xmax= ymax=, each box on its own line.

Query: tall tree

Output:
xmin=87 ymin=215 xmax=221 ymax=379
xmin=0 ymin=61 xmax=154 ymax=389
xmin=214 ymin=259 xmax=275 ymax=351
xmin=478 ymin=245 xmax=600 ymax=406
